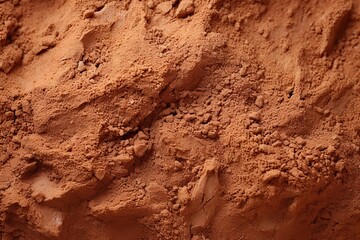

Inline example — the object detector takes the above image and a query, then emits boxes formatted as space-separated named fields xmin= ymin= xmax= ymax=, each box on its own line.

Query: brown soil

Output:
xmin=1 ymin=0 xmax=360 ymax=239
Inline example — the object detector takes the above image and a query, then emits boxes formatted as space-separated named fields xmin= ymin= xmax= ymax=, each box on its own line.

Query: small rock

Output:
xmin=146 ymin=181 xmax=168 ymax=204
xmin=77 ymin=61 xmax=86 ymax=72
xmin=137 ymin=130 xmax=149 ymax=140
xmin=314 ymin=107 xmax=324 ymax=114
xmin=172 ymin=203 xmax=180 ymax=210
xmin=147 ymin=0 xmax=156 ymax=9
xmin=93 ymin=167 xmax=106 ymax=181
xmin=234 ymin=21 xmax=241 ymax=31
xmin=22 ymin=153 xmax=34 ymax=162
xmin=165 ymin=115 xmax=174 ymax=123
xmin=283 ymin=140 xmax=290 ymax=146
xmin=33 ymin=193 xmax=45 ymax=203
xmin=177 ymin=187 xmax=190 ymax=204
xmin=258 ymin=144 xmax=275 ymax=154
xmin=255 ymin=95 xmax=264 ymax=108
xmin=113 ymin=154 xmax=134 ymax=166
xmin=239 ymin=65 xmax=248 ymax=76
xmin=81 ymin=162 xmax=92 ymax=171
xmin=12 ymin=135 xmax=21 ymax=144
xmin=188 ymin=159 xmax=220 ymax=234
xmin=184 ymin=114 xmax=196 ymax=122
xmin=4 ymin=111 xmax=14 ymax=120
xmin=272 ymin=140 xmax=282 ymax=147
xmin=175 ymin=0 xmax=195 ymax=18
xmin=316 ymin=144 xmax=327 ymax=151
xmin=133 ymin=140 xmax=150 ymax=157
xmin=314 ymin=163 xmax=323 ymax=170
xmin=160 ymin=209 xmax=170 ymax=216
xmin=295 ymin=136 xmax=306 ymax=146
xmin=326 ymin=145 xmax=336 ymax=155
xmin=289 ymin=167 xmax=304 ymax=178
xmin=227 ymin=13 xmax=235 ymax=23
xmin=206 ymin=130 xmax=216 ymax=139
xmin=335 ymin=160 xmax=345 ymax=172
xmin=248 ymin=112 xmax=261 ymax=122
xmin=41 ymin=35 xmax=56 ymax=47
xmin=33 ymin=36 xmax=56 ymax=54
xmin=83 ymin=9 xmax=95 ymax=19
xmin=174 ymin=161 xmax=183 ymax=170
xmin=201 ymin=113 xmax=212 ymax=123
xmin=263 ymin=169 xmax=281 ymax=183
xmin=0 ymin=45 xmax=23 ymax=73
xmin=156 ymin=1 xmax=173 ymax=14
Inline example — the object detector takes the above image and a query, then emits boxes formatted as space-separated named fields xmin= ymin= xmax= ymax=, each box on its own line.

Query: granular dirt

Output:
xmin=1 ymin=0 xmax=360 ymax=239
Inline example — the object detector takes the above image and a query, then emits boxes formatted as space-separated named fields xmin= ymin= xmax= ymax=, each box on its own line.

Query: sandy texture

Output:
xmin=1 ymin=0 xmax=360 ymax=239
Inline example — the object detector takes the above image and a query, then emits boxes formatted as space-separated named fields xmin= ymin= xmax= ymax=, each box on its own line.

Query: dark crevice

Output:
xmin=288 ymin=89 xmax=294 ymax=98
xmin=95 ymin=5 xmax=105 ymax=12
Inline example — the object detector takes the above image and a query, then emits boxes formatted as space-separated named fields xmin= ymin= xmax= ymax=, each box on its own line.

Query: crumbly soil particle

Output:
xmin=1 ymin=0 xmax=360 ymax=239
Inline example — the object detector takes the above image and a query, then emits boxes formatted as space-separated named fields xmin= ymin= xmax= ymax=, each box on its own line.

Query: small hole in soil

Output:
xmin=288 ymin=89 xmax=294 ymax=98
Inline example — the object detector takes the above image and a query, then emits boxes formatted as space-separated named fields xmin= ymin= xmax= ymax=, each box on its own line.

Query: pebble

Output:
xmin=172 ymin=203 xmax=180 ymax=210
xmin=255 ymin=95 xmax=264 ymax=108
xmin=147 ymin=0 xmax=156 ymax=9
xmin=113 ymin=154 xmax=134 ymax=165
xmin=81 ymin=162 xmax=92 ymax=171
xmin=156 ymin=1 xmax=173 ymax=14
xmin=133 ymin=140 xmax=149 ymax=157
xmin=289 ymin=167 xmax=304 ymax=178
xmin=160 ymin=209 xmax=170 ymax=217
xmin=32 ymin=193 xmax=45 ymax=203
xmin=227 ymin=13 xmax=235 ymax=23
xmin=137 ymin=131 xmax=149 ymax=140
xmin=177 ymin=187 xmax=190 ymax=204
xmin=22 ymin=154 xmax=34 ymax=162
xmin=258 ymin=144 xmax=275 ymax=154
xmin=271 ymin=131 xmax=281 ymax=140
xmin=326 ymin=145 xmax=336 ymax=155
xmin=83 ymin=10 xmax=95 ymax=18
xmin=295 ymin=136 xmax=306 ymax=146
xmin=248 ymin=112 xmax=261 ymax=122
xmin=235 ymin=21 xmax=241 ymax=31
xmin=184 ymin=114 xmax=196 ymax=122
xmin=272 ymin=140 xmax=282 ymax=147
xmin=93 ymin=167 xmax=106 ymax=181
xmin=175 ymin=0 xmax=195 ymax=18
xmin=335 ymin=160 xmax=345 ymax=172
xmin=174 ymin=161 xmax=183 ymax=169
xmin=316 ymin=144 xmax=327 ymax=151
xmin=207 ymin=129 xmax=218 ymax=139
xmin=4 ymin=111 xmax=14 ymax=120
xmin=262 ymin=169 xmax=281 ymax=183
xmin=77 ymin=61 xmax=86 ymax=72
xmin=239 ymin=65 xmax=248 ymax=76
xmin=0 ymin=45 xmax=23 ymax=73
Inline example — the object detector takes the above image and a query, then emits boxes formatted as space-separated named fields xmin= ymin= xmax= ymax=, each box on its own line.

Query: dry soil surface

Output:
xmin=1 ymin=0 xmax=360 ymax=239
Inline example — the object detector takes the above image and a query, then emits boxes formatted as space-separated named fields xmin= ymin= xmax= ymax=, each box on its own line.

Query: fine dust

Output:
xmin=1 ymin=0 xmax=360 ymax=239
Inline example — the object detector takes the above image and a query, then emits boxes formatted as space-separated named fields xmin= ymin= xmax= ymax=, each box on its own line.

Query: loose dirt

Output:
xmin=1 ymin=0 xmax=360 ymax=239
